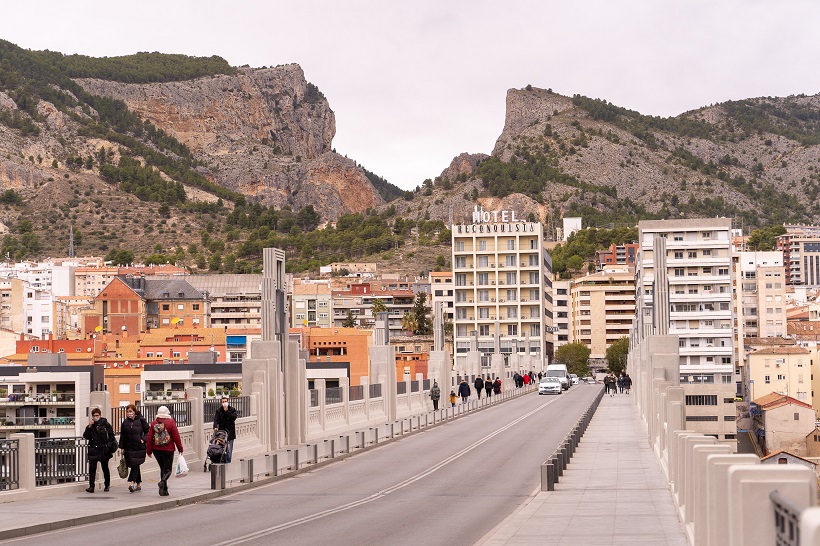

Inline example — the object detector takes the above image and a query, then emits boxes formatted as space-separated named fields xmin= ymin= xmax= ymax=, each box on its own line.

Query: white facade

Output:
xmin=22 ymin=283 xmax=55 ymax=338
xmin=552 ymin=280 xmax=571 ymax=351
xmin=451 ymin=208 xmax=548 ymax=371
xmin=735 ymin=251 xmax=787 ymax=343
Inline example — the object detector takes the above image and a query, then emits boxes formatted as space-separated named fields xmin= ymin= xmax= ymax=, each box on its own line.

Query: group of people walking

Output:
xmin=512 ymin=371 xmax=540 ymax=388
xmin=83 ymin=397 xmax=238 ymax=496
xmin=430 ymin=376 xmax=504 ymax=409
xmin=603 ymin=372 xmax=632 ymax=396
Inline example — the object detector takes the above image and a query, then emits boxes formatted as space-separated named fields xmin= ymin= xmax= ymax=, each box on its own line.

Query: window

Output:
xmin=119 ymin=384 xmax=130 ymax=394
xmin=507 ymin=290 xmax=517 ymax=301
xmin=674 ymin=268 xmax=684 ymax=277
xmin=688 ymin=251 xmax=697 ymax=259
xmin=135 ymin=384 xmax=141 ymax=393
xmin=506 ymin=272 xmax=517 ymax=285
xmin=162 ymin=304 xmax=170 ymax=311
xmin=507 ymin=240 xmax=515 ymax=250
xmin=455 ymin=257 xmax=466 ymax=268
xmin=477 ymin=273 xmax=489 ymax=285
xmin=478 ymin=256 xmax=489 ymax=267
xmin=795 ymin=413 xmax=800 ymax=421
xmin=686 ymin=416 xmax=718 ymax=421
xmin=506 ymin=256 xmax=515 ymax=267
xmin=478 ymin=240 xmax=487 ymax=251
xmin=764 ymin=375 xmax=770 ymax=384
xmin=478 ymin=325 xmax=490 ymax=336
xmin=529 ymin=272 xmax=539 ymax=284
xmin=455 ymin=241 xmax=464 ymax=251
xmin=455 ymin=274 xmax=467 ymax=287
xmin=178 ymin=304 xmax=184 ymax=310
xmin=685 ymin=395 xmax=718 ymax=406
xmin=674 ymin=251 xmax=684 ymax=259
xmin=507 ymin=308 xmax=517 ymax=319
xmin=479 ymin=307 xmax=490 ymax=319
xmin=507 ymin=325 xmax=518 ymax=336
xmin=193 ymin=304 xmax=200 ymax=311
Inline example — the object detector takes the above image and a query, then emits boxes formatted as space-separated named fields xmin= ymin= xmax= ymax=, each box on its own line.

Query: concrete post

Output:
xmin=89 ymin=390 xmax=110 ymax=422
xmin=285 ymin=339 xmax=307 ymax=446
xmin=316 ymin=378 xmax=326 ymax=432
xmin=340 ymin=377 xmax=350 ymax=425
xmin=691 ymin=444 xmax=732 ymax=545
xmin=681 ymin=436 xmax=717 ymax=520
xmin=186 ymin=386 xmax=204 ymax=463
xmin=10 ymin=433 xmax=34 ymax=492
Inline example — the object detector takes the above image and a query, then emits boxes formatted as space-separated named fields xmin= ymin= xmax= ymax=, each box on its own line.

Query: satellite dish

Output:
xmin=171 ymin=317 xmax=180 ymax=324
xmin=94 ymin=325 xmax=103 ymax=332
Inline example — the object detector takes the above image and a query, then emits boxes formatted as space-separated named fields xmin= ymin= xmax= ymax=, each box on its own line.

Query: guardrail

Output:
xmin=540 ymin=386 xmax=604 ymax=491
xmin=397 ymin=382 xmax=407 ymax=395
xmin=325 ymin=387 xmax=343 ymax=405
xmin=0 ymin=438 xmax=19 ymax=491
xmin=369 ymin=384 xmax=382 ymax=399
xmin=349 ymin=385 xmax=364 ymax=402
xmin=34 ymin=437 xmax=88 ymax=487
xmin=308 ymin=390 xmax=319 ymax=408
xmin=203 ymin=396 xmax=251 ymax=421
xmin=110 ymin=401 xmax=192 ymax=433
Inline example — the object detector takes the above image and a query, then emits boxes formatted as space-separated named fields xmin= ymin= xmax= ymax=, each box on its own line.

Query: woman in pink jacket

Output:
xmin=146 ymin=406 xmax=183 ymax=496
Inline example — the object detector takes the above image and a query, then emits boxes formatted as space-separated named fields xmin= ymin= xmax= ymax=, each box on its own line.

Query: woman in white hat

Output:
xmin=146 ymin=406 xmax=183 ymax=496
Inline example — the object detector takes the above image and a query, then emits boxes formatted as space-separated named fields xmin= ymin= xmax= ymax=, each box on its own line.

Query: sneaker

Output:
xmin=85 ymin=487 xmax=94 ymax=493
xmin=104 ymin=485 xmax=110 ymax=492
xmin=128 ymin=485 xmax=135 ymax=493
xmin=135 ymin=485 xmax=141 ymax=492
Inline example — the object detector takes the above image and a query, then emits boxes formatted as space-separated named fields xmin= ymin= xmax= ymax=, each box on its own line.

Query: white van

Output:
xmin=546 ymin=364 xmax=571 ymax=390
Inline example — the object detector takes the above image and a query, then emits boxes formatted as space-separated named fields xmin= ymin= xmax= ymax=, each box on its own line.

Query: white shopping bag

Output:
xmin=175 ymin=454 xmax=189 ymax=478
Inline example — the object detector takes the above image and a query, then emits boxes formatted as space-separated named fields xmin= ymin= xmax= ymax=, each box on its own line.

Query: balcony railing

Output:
xmin=0 ymin=439 xmax=19 ymax=491
xmin=369 ymin=383 xmax=382 ymax=399
xmin=349 ymin=385 xmax=364 ymax=402
xmin=326 ymin=387 xmax=343 ymax=405
xmin=0 ymin=417 xmax=75 ymax=429
xmin=397 ymin=382 xmax=407 ymax=395
xmin=203 ymin=396 xmax=250 ymax=421
xmin=34 ymin=437 xmax=88 ymax=487
xmin=110 ymin=401 xmax=191 ymax=433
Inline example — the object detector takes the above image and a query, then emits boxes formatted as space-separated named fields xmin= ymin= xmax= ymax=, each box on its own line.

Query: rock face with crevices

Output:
xmin=76 ymin=65 xmax=382 ymax=219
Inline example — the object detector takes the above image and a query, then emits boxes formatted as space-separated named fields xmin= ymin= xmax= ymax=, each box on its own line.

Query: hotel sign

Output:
xmin=454 ymin=206 xmax=536 ymax=234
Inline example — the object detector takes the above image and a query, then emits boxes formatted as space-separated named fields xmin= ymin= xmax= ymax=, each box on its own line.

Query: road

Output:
xmin=5 ymin=385 xmax=601 ymax=546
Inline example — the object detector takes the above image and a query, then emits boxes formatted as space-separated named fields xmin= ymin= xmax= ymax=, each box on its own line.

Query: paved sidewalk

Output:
xmin=479 ymin=392 xmax=688 ymax=545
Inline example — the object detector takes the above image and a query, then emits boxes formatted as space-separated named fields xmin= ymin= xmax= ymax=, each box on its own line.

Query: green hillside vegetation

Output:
xmin=721 ymin=98 xmax=820 ymax=146
xmin=34 ymin=50 xmax=237 ymax=83
xmin=549 ymin=227 xmax=638 ymax=278
xmin=362 ymin=167 xmax=407 ymax=202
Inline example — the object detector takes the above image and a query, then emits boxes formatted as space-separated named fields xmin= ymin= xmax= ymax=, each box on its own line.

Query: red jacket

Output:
xmin=146 ymin=417 xmax=183 ymax=455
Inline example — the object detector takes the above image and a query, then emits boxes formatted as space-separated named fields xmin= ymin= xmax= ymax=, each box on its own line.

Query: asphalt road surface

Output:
xmin=7 ymin=385 xmax=601 ymax=546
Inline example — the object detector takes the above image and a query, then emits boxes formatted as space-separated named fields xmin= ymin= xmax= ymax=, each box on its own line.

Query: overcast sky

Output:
xmin=4 ymin=1 xmax=820 ymax=189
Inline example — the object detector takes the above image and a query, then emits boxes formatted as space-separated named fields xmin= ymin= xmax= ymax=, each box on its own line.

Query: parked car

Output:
xmin=538 ymin=377 xmax=563 ymax=395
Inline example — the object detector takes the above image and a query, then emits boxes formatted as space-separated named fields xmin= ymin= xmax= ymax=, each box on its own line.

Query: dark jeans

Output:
xmin=476 ymin=389 xmax=481 ymax=398
xmin=154 ymin=450 xmax=174 ymax=483
xmin=461 ymin=396 xmax=468 ymax=403
xmin=433 ymin=399 xmax=439 ymax=410
xmin=89 ymin=457 xmax=111 ymax=487
xmin=128 ymin=465 xmax=142 ymax=484
xmin=486 ymin=389 xmax=492 ymax=397
xmin=225 ymin=439 xmax=234 ymax=464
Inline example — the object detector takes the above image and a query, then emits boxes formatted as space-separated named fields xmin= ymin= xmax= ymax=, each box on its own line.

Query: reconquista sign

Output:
xmin=454 ymin=206 xmax=537 ymax=234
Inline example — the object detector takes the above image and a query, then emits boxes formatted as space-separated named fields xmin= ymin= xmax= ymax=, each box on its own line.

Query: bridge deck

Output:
xmin=480 ymin=392 xmax=688 ymax=545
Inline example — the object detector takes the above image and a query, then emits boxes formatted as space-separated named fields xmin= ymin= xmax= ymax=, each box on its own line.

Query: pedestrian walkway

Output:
xmin=479 ymin=392 xmax=688 ymax=545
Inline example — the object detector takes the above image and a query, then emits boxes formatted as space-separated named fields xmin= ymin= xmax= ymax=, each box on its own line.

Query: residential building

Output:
xmin=429 ymin=271 xmax=454 ymax=324
xmin=745 ymin=345 xmax=813 ymax=405
xmin=332 ymin=283 xmax=415 ymax=337
xmin=451 ymin=207 xmax=549 ymax=372
xmin=138 ymin=327 xmax=227 ymax=363
xmin=569 ymin=268 xmax=635 ymax=366
xmin=635 ymin=218 xmax=736 ymax=443
xmin=296 ymin=326 xmax=372 ymax=386
xmin=291 ymin=280 xmax=332 ymax=328
xmin=0 ymin=365 xmax=99 ymax=439
xmin=140 ymin=363 xmax=242 ymax=405
xmin=752 ymin=392 xmax=815 ymax=456
xmin=186 ymin=274 xmax=263 ymax=328
xmin=594 ymin=243 xmax=639 ymax=270
xmin=734 ymin=251 xmax=787 ymax=345
xmin=552 ymin=280 xmax=571 ymax=351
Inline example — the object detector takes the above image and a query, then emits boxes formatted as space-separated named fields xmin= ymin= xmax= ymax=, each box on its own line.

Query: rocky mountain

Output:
xmin=391 ymin=86 xmax=820 ymax=233
xmin=76 ymin=66 xmax=383 ymax=217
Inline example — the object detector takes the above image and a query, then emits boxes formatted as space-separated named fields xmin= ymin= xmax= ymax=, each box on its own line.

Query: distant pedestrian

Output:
xmin=84 ymin=407 xmax=115 ymax=493
xmin=474 ymin=376 xmax=484 ymax=399
xmin=617 ymin=374 xmax=624 ymax=394
xmin=485 ymin=377 xmax=493 ymax=398
xmin=523 ymin=373 xmax=530 ymax=386
xmin=430 ymin=382 xmax=441 ymax=410
xmin=213 ymin=396 xmax=238 ymax=463
xmin=493 ymin=378 xmax=502 ymax=395
xmin=119 ymin=404 xmax=149 ymax=493
xmin=458 ymin=379 xmax=471 ymax=403
xmin=623 ymin=374 xmax=632 ymax=394
xmin=538 ymin=371 xmax=543 ymax=381
xmin=146 ymin=405 xmax=183 ymax=497
xmin=449 ymin=391 xmax=457 ymax=408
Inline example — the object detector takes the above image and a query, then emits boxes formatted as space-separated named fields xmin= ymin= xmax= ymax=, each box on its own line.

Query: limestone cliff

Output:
xmin=76 ymin=65 xmax=382 ymax=219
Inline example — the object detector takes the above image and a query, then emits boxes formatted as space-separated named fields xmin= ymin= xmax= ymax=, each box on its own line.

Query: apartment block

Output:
xmin=734 ymin=251 xmax=787 ymax=346
xmin=186 ymin=274 xmax=263 ymax=327
xmin=552 ymin=280 xmax=571 ymax=351
xmin=451 ymin=207 xmax=549 ymax=372
xmin=594 ymin=243 xmax=639 ymax=270
xmin=746 ymin=346 xmax=814 ymax=407
xmin=290 ymin=280 xmax=332 ymax=328
xmin=429 ymin=272 xmax=454 ymax=324
xmin=636 ymin=218 xmax=736 ymax=443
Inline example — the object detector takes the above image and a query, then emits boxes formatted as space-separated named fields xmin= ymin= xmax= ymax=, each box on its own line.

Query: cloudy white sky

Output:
xmin=4 ymin=1 xmax=820 ymax=189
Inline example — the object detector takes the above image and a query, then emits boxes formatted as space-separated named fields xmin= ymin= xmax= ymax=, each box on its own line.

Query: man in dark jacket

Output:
xmin=474 ymin=376 xmax=484 ymax=399
xmin=457 ymin=379 xmax=471 ymax=403
xmin=213 ymin=397 xmax=238 ymax=463
xmin=83 ymin=407 xmax=115 ymax=493
xmin=484 ymin=377 xmax=493 ymax=398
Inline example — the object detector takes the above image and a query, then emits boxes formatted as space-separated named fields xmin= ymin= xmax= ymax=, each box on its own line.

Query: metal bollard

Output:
xmin=552 ymin=456 xmax=560 ymax=482
xmin=312 ymin=443 xmax=319 ymax=464
xmin=400 ymin=420 xmax=404 ymax=436
xmin=210 ymin=463 xmax=226 ymax=489
xmin=330 ymin=439 xmax=336 ymax=459
xmin=561 ymin=445 xmax=569 ymax=468
xmin=240 ymin=458 xmax=254 ymax=483
xmin=556 ymin=452 xmax=565 ymax=475
xmin=545 ymin=463 xmax=555 ymax=491
xmin=294 ymin=448 xmax=300 ymax=470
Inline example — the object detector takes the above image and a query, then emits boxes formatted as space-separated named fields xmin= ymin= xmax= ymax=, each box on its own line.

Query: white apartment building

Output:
xmin=290 ymin=280 xmax=332 ymax=328
xmin=734 ymin=251 xmax=787 ymax=344
xmin=451 ymin=207 xmax=549 ymax=372
xmin=636 ymin=219 xmax=736 ymax=443
xmin=570 ymin=268 xmax=635 ymax=365
xmin=186 ymin=274 xmax=263 ymax=327
xmin=552 ymin=280 xmax=571 ymax=351
xmin=430 ymin=272 xmax=454 ymax=324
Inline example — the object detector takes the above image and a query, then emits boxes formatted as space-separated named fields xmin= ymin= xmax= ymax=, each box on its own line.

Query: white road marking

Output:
xmin=211 ymin=393 xmax=568 ymax=546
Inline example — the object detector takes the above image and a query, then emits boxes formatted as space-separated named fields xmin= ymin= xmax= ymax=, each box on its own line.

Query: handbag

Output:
xmin=117 ymin=456 xmax=128 ymax=479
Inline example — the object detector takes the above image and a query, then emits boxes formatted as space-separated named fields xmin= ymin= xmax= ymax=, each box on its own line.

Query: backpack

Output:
xmin=153 ymin=422 xmax=171 ymax=447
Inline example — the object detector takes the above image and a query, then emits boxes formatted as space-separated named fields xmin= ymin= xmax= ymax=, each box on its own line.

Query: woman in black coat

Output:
xmin=118 ymin=404 xmax=148 ymax=493
xmin=484 ymin=377 xmax=493 ymax=398
xmin=83 ymin=407 xmax=115 ymax=493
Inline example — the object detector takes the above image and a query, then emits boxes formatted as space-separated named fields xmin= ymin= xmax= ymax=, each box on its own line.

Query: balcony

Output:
xmin=1 ymin=393 xmax=76 ymax=405
xmin=0 ymin=416 xmax=76 ymax=429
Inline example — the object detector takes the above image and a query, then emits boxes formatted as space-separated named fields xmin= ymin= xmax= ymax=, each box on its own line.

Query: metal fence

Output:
xmin=369 ymin=383 xmax=382 ymax=399
xmin=771 ymin=490 xmax=801 ymax=546
xmin=410 ymin=380 xmax=420 ymax=393
xmin=326 ymin=387 xmax=343 ymax=405
xmin=203 ymin=396 xmax=251 ymax=422
xmin=423 ymin=379 xmax=431 ymax=391
xmin=34 ymin=437 xmax=88 ymax=487
xmin=0 ymin=439 xmax=19 ymax=491
xmin=349 ymin=385 xmax=364 ymax=402
xmin=397 ymin=382 xmax=407 ymax=395
xmin=110 ymin=401 xmax=192 ymax=433
xmin=308 ymin=389 xmax=319 ymax=408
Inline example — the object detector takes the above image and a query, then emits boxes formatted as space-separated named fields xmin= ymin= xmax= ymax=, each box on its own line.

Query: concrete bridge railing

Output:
xmin=630 ymin=334 xmax=820 ymax=545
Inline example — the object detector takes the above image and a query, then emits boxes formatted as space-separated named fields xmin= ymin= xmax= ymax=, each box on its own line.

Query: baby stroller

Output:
xmin=204 ymin=430 xmax=229 ymax=471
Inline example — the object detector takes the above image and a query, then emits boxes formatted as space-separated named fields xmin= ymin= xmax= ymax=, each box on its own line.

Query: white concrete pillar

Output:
xmin=706 ymin=454 xmax=759 ymax=546
xmin=682 ymin=436 xmax=717 ymax=520
xmin=315 ymin=379 xmax=326 ymax=432
xmin=692 ymin=444 xmax=732 ymax=545
xmin=10 ymin=433 xmax=35 ymax=492
xmin=186 ymin=386 xmax=203 ymax=463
